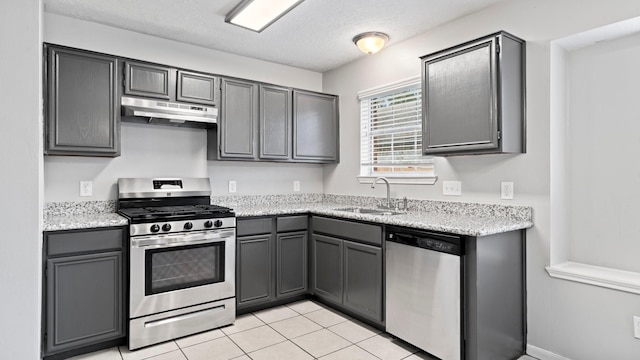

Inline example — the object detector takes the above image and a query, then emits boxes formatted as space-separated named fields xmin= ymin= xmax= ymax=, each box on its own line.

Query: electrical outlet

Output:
xmin=634 ymin=316 xmax=640 ymax=339
xmin=501 ymin=182 xmax=514 ymax=200
xmin=79 ymin=181 xmax=92 ymax=197
xmin=442 ymin=181 xmax=462 ymax=196
xmin=293 ymin=180 xmax=301 ymax=192
xmin=228 ymin=180 xmax=237 ymax=193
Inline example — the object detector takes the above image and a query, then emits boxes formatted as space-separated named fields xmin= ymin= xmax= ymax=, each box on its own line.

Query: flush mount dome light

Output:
xmin=353 ymin=32 xmax=389 ymax=55
xmin=225 ymin=0 xmax=305 ymax=33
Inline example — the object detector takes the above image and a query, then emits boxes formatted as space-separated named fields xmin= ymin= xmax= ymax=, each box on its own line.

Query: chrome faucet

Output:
xmin=371 ymin=177 xmax=392 ymax=209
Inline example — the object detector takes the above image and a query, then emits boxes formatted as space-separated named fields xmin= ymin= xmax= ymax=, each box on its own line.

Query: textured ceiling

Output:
xmin=44 ymin=0 xmax=508 ymax=72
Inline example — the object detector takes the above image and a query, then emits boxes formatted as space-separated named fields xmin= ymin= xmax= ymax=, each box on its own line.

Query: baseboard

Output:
xmin=527 ymin=345 xmax=571 ymax=360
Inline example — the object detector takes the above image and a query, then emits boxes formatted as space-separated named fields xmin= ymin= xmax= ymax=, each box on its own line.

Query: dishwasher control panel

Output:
xmin=386 ymin=227 xmax=462 ymax=256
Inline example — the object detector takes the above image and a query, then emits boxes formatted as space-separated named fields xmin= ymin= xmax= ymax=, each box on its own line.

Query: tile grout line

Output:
xmin=252 ymin=304 xmax=322 ymax=360
xmin=263 ymin=319 xmax=319 ymax=360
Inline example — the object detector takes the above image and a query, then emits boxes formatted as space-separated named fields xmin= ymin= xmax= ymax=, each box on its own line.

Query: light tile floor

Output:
xmin=69 ymin=300 xmax=539 ymax=360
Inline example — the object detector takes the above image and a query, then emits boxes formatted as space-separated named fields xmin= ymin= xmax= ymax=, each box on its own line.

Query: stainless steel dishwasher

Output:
xmin=385 ymin=226 xmax=462 ymax=360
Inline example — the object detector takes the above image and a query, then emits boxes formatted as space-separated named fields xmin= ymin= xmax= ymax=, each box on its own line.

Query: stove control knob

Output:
xmin=162 ymin=224 xmax=172 ymax=232
xmin=150 ymin=224 xmax=160 ymax=233
xmin=204 ymin=220 xmax=213 ymax=228
xmin=214 ymin=220 xmax=223 ymax=228
xmin=184 ymin=222 xmax=193 ymax=230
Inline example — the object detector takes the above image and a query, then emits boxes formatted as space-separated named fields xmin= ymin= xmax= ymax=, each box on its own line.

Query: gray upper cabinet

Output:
xmin=217 ymin=78 xmax=259 ymax=159
xmin=293 ymin=90 xmax=339 ymax=162
xmin=260 ymin=85 xmax=292 ymax=160
xmin=43 ymin=227 xmax=125 ymax=357
xmin=421 ymin=31 xmax=525 ymax=155
xmin=177 ymin=70 xmax=218 ymax=106
xmin=123 ymin=61 xmax=172 ymax=100
xmin=45 ymin=45 xmax=120 ymax=157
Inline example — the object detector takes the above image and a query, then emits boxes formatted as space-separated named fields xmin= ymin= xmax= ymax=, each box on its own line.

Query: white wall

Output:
xmin=43 ymin=14 xmax=324 ymax=202
xmin=566 ymin=32 xmax=640 ymax=273
xmin=323 ymin=0 xmax=640 ymax=359
xmin=0 ymin=0 xmax=43 ymax=358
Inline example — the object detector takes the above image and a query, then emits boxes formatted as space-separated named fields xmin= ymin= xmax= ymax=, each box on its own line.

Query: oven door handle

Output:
xmin=131 ymin=230 xmax=235 ymax=248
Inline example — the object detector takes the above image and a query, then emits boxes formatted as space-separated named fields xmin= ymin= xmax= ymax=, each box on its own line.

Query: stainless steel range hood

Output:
xmin=121 ymin=96 xmax=218 ymax=129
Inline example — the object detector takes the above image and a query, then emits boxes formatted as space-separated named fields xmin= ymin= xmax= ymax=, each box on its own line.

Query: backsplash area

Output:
xmin=44 ymin=200 xmax=116 ymax=217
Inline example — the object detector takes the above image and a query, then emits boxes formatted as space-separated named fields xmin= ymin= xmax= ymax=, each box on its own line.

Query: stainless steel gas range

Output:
xmin=117 ymin=178 xmax=236 ymax=350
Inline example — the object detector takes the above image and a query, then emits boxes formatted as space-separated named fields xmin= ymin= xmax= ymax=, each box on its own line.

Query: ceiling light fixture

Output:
xmin=353 ymin=32 xmax=389 ymax=55
xmin=225 ymin=0 xmax=305 ymax=33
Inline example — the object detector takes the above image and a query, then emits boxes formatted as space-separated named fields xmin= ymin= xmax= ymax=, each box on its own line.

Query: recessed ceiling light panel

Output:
xmin=225 ymin=0 xmax=305 ymax=32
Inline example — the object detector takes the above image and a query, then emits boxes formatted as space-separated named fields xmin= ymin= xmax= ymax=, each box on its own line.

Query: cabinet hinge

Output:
xmin=496 ymin=43 xmax=501 ymax=53
xmin=497 ymin=130 xmax=502 ymax=140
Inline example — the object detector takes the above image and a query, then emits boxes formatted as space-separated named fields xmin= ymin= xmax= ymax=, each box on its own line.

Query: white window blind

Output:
xmin=359 ymin=77 xmax=434 ymax=179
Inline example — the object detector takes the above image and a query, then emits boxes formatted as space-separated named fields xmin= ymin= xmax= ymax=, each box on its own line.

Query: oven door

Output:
xmin=130 ymin=229 xmax=235 ymax=318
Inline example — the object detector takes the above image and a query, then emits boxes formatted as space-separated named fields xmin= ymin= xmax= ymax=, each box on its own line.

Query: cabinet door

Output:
xmin=177 ymin=70 xmax=217 ymax=106
xmin=237 ymin=234 xmax=273 ymax=307
xmin=343 ymin=241 xmax=383 ymax=322
xmin=45 ymin=251 xmax=123 ymax=354
xmin=124 ymin=61 xmax=172 ymax=100
xmin=422 ymin=37 xmax=498 ymax=154
xmin=45 ymin=46 xmax=120 ymax=156
xmin=312 ymin=234 xmax=343 ymax=304
xmin=276 ymin=231 xmax=307 ymax=297
xmin=260 ymin=85 xmax=292 ymax=160
xmin=293 ymin=90 xmax=339 ymax=162
xmin=219 ymin=78 xmax=259 ymax=159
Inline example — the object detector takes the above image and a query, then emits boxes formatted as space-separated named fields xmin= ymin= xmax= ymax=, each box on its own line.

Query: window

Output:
xmin=358 ymin=77 xmax=436 ymax=184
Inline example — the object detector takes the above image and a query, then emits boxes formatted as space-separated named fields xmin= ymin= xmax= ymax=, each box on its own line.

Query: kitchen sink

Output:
xmin=333 ymin=207 xmax=402 ymax=216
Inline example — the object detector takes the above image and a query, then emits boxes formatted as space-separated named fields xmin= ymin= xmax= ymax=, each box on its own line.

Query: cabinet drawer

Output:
xmin=277 ymin=215 xmax=308 ymax=232
xmin=312 ymin=217 xmax=381 ymax=246
xmin=237 ymin=218 xmax=272 ymax=236
xmin=46 ymin=228 xmax=124 ymax=256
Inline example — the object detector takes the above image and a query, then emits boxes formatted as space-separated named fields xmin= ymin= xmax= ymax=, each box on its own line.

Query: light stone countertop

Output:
xmin=233 ymin=202 xmax=533 ymax=237
xmin=43 ymin=213 xmax=129 ymax=232
xmin=42 ymin=197 xmax=534 ymax=236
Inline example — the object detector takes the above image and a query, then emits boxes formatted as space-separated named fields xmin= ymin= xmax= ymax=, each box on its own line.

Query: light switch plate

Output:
xmin=228 ymin=180 xmax=237 ymax=193
xmin=293 ymin=180 xmax=300 ymax=192
xmin=79 ymin=181 xmax=92 ymax=197
xmin=443 ymin=181 xmax=462 ymax=196
xmin=501 ymin=182 xmax=514 ymax=200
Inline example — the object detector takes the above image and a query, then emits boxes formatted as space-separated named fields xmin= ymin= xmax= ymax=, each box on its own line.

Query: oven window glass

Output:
xmin=145 ymin=242 xmax=225 ymax=295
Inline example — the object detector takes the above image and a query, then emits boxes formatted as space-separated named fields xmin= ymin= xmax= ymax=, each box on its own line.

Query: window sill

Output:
xmin=546 ymin=261 xmax=640 ymax=295
xmin=357 ymin=175 xmax=438 ymax=185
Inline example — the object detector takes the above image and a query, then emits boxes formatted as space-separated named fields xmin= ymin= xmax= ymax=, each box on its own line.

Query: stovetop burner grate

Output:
xmin=118 ymin=204 xmax=234 ymax=222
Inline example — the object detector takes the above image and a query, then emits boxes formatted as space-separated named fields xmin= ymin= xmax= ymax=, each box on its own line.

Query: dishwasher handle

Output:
xmin=387 ymin=229 xmax=462 ymax=256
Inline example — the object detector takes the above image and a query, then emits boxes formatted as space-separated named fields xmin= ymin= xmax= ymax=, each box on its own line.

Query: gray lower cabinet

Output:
xmin=237 ymin=234 xmax=273 ymax=307
xmin=312 ymin=234 xmax=343 ymax=303
xmin=421 ymin=31 xmax=525 ymax=155
xmin=45 ymin=45 xmax=120 ymax=157
xmin=343 ymin=241 xmax=382 ymax=322
xmin=293 ymin=90 xmax=339 ymax=162
xmin=260 ymin=84 xmax=292 ymax=160
xmin=311 ymin=216 xmax=383 ymax=324
xmin=236 ymin=216 xmax=309 ymax=311
xmin=43 ymin=227 xmax=125 ymax=358
xmin=276 ymin=232 xmax=308 ymax=296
